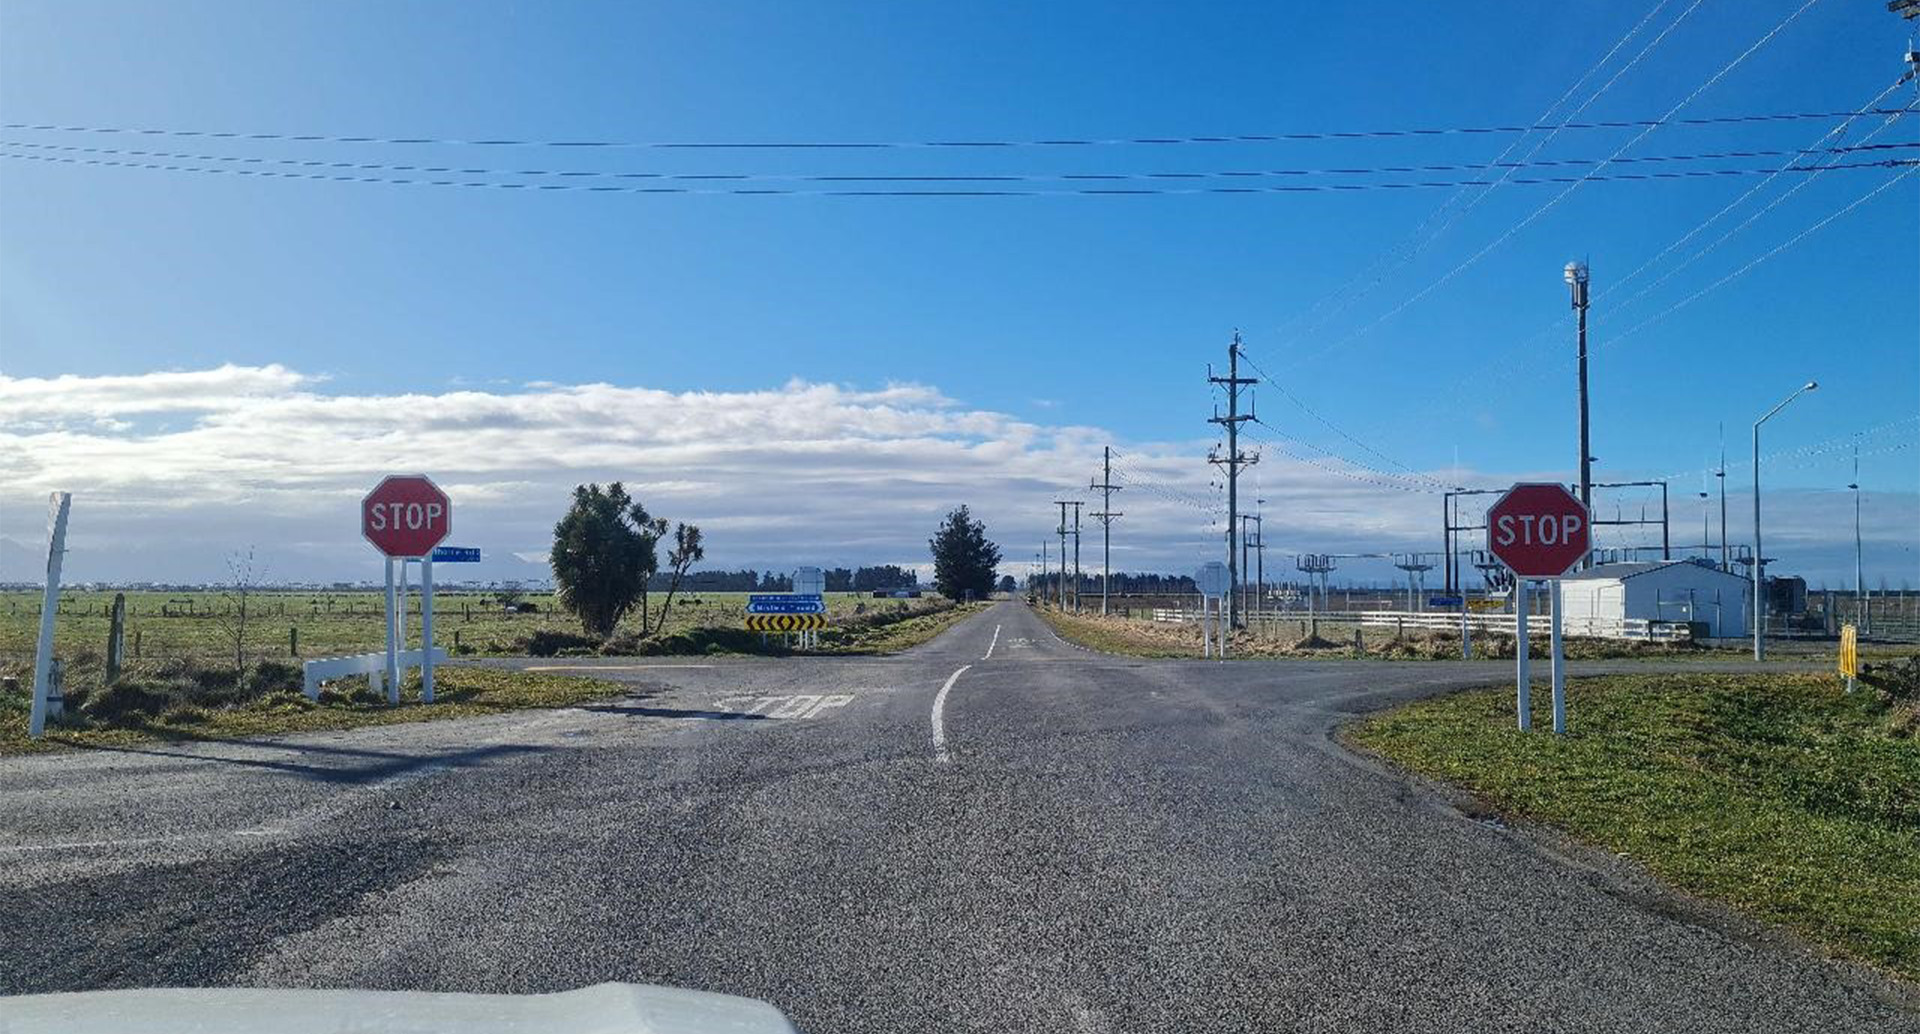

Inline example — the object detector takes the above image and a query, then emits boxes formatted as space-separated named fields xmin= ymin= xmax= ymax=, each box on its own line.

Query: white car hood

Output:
xmin=0 ymin=982 xmax=800 ymax=1034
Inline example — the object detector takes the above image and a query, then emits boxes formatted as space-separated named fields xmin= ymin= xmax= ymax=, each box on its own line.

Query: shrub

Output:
xmin=82 ymin=680 xmax=171 ymax=723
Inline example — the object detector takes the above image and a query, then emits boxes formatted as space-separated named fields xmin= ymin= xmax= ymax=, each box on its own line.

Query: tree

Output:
xmin=929 ymin=506 xmax=1001 ymax=601
xmin=997 ymin=575 xmax=1017 ymax=594
xmin=493 ymin=580 xmax=527 ymax=610
xmin=550 ymin=483 xmax=666 ymax=637
xmin=213 ymin=547 xmax=264 ymax=678
xmin=647 ymin=523 xmax=705 ymax=635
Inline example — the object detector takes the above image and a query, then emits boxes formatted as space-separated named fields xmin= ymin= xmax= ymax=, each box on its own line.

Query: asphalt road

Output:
xmin=2 ymin=600 xmax=1912 ymax=1032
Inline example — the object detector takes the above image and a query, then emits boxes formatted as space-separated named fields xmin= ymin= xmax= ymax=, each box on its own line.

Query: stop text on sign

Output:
xmin=366 ymin=501 xmax=445 ymax=533
xmin=1492 ymin=512 xmax=1585 ymax=548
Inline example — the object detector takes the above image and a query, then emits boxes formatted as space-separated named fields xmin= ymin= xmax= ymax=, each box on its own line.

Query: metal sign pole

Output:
xmin=1461 ymin=599 xmax=1471 ymax=660
xmin=1515 ymin=582 xmax=1531 ymax=731
xmin=421 ymin=555 xmax=436 ymax=703
xmin=1550 ymin=579 xmax=1567 ymax=735
xmin=384 ymin=556 xmax=401 ymax=704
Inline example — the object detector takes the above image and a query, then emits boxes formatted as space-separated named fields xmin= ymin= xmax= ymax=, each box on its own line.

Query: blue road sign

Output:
xmin=1428 ymin=595 xmax=1465 ymax=608
xmin=747 ymin=594 xmax=826 ymax=615
xmin=431 ymin=546 xmax=482 ymax=563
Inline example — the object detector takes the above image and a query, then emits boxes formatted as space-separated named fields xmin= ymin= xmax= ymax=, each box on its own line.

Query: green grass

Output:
xmin=0 ymin=589 xmax=916 ymax=665
xmin=1349 ymin=671 xmax=1920 ymax=981
xmin=0 ymin=666 xmax=626 ymax=756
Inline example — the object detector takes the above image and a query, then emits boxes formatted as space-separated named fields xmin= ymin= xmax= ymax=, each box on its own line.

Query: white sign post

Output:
xmin=1196 ymin=561 xmax=1230 ymax=660
xmin=28 ymin=492 xmax=72 ymax=738
xmin=420 ymin=556 xmax=436 ymax=702
xmin=793 ymin=567 xmax=825 ymax=649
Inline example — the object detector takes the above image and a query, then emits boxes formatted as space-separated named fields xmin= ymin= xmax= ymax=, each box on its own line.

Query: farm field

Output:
xmin=0 ymin=589 xmax=907 ymax=665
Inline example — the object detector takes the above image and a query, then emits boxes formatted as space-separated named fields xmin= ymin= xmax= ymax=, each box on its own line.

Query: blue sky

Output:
xmin=2 ymin=1 xmax=1915 ymax=586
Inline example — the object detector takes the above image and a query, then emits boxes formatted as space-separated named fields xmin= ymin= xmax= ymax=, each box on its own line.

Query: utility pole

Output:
xmin=1090 ymin=447 xmax=1123 ymax=616
xmin=1208 ymin=331 xmax=1258 ymax=628
xmin=1069 ymin=501 xmax=1083 ymax=613
xmin=1565 ymin=261 xmax=1593 ymax=567
xmin=1054 ymin=501 xmax=1073 ymax=610
xmin=1040 ymin=541 xmax=1048 ymax=605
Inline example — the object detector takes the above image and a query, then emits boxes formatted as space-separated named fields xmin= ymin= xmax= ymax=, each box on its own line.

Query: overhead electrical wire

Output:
xmin=4 ymin=147 xmax=1907 ymax=198
xmin=1281 ymin=0 xmax=1829 ymax=370
xmin=1396 ymin=94 xmax=1915 ymax=418
xmin=1236 ymin=350 xmax=1451 ymax=490
xmin=2 ymin=105 xmax=1904 ymax=152
xmin=1273 ymin=0 xmax=1686 ymax=342
xmin=1244 ymin=418 xmax=1443 ymax=495
xmin=8 ymin=136 xmax=1907 ymax=185
xmin=1602 ymin=164 xmax=1919 ymax=351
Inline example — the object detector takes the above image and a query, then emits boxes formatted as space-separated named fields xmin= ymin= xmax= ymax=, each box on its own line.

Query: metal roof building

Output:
xmin=1558 ymin=560 xmax=1751 ymax=639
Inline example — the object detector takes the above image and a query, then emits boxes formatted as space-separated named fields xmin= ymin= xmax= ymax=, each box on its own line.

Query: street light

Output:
xmin=1752 ymin=380 xmax=1818 ymax=660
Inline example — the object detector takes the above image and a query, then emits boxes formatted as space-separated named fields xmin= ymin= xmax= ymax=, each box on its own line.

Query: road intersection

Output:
xmin=2 ymin=600 xmax=1911 ymax=1032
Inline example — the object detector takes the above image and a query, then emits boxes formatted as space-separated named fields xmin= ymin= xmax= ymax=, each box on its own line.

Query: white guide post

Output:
xmin=420 ymin=555 xmax=436 ymax=703
xmin=1550 ymin=579 xmax=1567 ymax=735
xmin=384 ymin=556 xmax=401 ymax=704
xmin=28 ymin=492 xmax=72 ymax=738
xmin=1515 ymin=582 xmax=1531 ymax=731
xmin=1219 ymin=596 xmax=1229 ymax=660
xmin=1461 ymin=600 xmax=1471 ymax=660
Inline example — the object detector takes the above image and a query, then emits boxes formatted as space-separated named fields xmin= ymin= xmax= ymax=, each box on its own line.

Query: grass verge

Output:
xmin=1348 ymin=670 xmax=1920 ymax=981
xmin=1036 ymin=606 xmax=1716 ymax=661
xmin=0 ymin=666 xmax=624 ymax=756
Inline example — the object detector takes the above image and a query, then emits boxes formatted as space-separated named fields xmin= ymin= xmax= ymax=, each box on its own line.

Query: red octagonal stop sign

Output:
xmin=1486 ymin=482 xmax=1590 ymax=579
xmin=362 ymin=475 xmax=452 ymax=558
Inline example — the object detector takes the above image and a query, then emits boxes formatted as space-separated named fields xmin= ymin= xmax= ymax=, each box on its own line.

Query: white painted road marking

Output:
xmin=930 ymin=664 xmax=972 ymax=764
xmin=711 ymin=694 xmax=856 ymax=719
xmin=983 ymin=623 xmax=1002 ymax=661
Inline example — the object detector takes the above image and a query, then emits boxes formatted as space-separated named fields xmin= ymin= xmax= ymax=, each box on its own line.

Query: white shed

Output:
xmin=1556 ymin=560 xmax=1751 ymax=639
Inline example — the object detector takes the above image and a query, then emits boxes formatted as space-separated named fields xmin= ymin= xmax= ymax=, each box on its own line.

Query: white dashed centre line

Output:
xmin=983 ymin=623 xmax=1002 ymax=661
xmin=930 ymin=664 xmax=972 ymax=764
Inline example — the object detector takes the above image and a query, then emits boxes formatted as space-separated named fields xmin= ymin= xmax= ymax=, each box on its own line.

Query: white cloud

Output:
xmin=0 ymin=365 xmax=1909 ymax=587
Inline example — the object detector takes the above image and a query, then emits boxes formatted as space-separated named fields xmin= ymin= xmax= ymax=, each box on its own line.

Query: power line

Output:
xmin=1602 ymin=165 xmax=1919 ymax=351
xmin=1283 ymin=0 xmax=1829 ymax=370
xmin=11 ymin=136 xmax=1907 ymax=184
xmin=1273 ymin=0 xmax=1688 ymax=342
xmin=1237 ymin=350 xmax=1450 ymax=489
xmin=4 ymin=106 xmax=1905 ymax=151
xmin=7 ymin=147 xmax=1907 ymax=198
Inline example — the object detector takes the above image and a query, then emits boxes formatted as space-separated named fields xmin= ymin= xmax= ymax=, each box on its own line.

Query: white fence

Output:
xmin=302 ymin=647 xmax=448 ymax=699
xmin=1151 ymin=607 xmax=1692 ymax=642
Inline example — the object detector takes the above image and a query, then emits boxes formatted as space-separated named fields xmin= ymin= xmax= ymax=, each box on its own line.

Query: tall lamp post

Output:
xmin=1752 ymin=380 xmax=1817 ymax=660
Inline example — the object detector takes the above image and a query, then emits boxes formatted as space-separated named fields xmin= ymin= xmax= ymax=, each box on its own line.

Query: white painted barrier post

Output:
xmin=384 ymin=557 xmax=400 ymax=704
xmin=28 ymin=492 xmax=72 ymax=739
xmin=1515 ymin=582 xmax=1531 ymax=731
xmin=1550 ymin=580 xmax=1566 ymax=735
xmin=421 ymin=556 xmax=435 ymax=703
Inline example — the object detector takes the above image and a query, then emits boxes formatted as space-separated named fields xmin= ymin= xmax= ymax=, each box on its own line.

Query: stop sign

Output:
xmin=362 ymin=475 xmax=452 ymax=558
xmin=1486 ymin=482 xmax=1590 ymax=578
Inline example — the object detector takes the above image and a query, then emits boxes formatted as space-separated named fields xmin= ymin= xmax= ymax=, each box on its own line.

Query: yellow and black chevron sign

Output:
xmin=744 ymin=613 xmax=827 ymax=632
